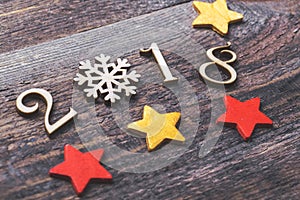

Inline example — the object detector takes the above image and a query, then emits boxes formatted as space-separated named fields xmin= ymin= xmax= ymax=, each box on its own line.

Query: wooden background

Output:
xmin=0 ymin=0 xmax=299 ymax=199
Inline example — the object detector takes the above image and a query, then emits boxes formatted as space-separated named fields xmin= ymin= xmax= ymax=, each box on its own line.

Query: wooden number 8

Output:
xmin=16 ymin=88 xmax=77 ymax=135
xmin=199 ymin=42 xmax=237 ymax=85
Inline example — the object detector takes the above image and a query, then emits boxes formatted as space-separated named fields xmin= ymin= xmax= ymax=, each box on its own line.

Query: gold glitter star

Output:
xmin=192 ymin=0 xmax=243 ymax=35
xmin=127 ymin=105 xmax=185 ymax=151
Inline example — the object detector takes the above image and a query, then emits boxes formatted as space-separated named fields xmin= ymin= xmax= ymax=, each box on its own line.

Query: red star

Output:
xmin=49 ymin=144 xmax=112 ymax=195
xmin=217 ymin=96 xmax=273 ymax=140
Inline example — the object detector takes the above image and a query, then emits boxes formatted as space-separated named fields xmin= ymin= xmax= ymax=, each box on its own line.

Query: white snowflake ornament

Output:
xmin=74 ymin=54 xmax=141 ymax=103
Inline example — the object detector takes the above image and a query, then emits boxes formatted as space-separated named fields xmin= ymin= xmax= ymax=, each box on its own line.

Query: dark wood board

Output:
xmin=0 ymin=0 xmax=191 ymax=54
xmin=0 ymin=0 xmax=299 ymax=199
xmin=1 ymin=0 xmax=298 ymax=54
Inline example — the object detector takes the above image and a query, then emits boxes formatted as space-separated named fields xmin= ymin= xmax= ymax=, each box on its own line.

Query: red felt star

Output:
xmin=217 ymin=96 xmax=273 ymax=140
xmin=49 ymin=144 xmax=112 ymax=195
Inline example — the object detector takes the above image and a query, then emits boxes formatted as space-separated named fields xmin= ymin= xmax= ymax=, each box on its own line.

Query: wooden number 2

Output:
xmin=140 ymin=43 xmax=178 ymax=83
xmin=16 ymin=88 xmax=77 ymax=135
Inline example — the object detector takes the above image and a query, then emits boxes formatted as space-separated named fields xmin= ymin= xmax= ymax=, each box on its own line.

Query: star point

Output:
xmin=192 ymin=0 xmax=243 ymax=35
xmin=127 ymin=105 xmax=185 ymax=151
xmin=49 ymin=144 xmax=112 ymax=195
xmin=217 ymin=96 xmax=273 ymax=140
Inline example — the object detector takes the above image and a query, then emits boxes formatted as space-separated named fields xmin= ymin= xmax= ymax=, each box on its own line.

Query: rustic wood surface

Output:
xmin=0 ymin=0 xmax=192 ymax=54
xmin=0 ymin=0 xmax=299 ymax=199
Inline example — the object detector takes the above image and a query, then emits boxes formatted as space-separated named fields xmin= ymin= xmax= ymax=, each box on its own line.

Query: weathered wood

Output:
xmin=0 ymin=1 xmax=299 ymax=199
xmin=0 ymin=0 xmax=190 ymax=54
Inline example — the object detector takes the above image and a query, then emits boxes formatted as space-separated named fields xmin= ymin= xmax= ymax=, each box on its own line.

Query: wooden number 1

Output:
xmin=16 ymin=88 xmax=77 ymax=135
xmin=140 ymin=43 xmax=178 ymax=83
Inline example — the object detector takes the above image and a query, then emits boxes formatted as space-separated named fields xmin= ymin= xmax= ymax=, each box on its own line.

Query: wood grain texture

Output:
xmin=0 ymin=0 xmax=299 ymax=199
xmin=0 ymin=0 xmax=190 ymax=54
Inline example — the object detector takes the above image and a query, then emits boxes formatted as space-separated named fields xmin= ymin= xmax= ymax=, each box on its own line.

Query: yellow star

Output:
xmin=127 ymin=105 xmax=185 ymax=151
xmin=192 ymin=0 xmax=243 ymax=35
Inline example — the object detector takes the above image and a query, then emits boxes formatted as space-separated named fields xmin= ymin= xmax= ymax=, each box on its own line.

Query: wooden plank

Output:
xmin=0 ymin=1 xmax=299 ymax=199
xmin=0 ymin=0 xmax=190 ymax=54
